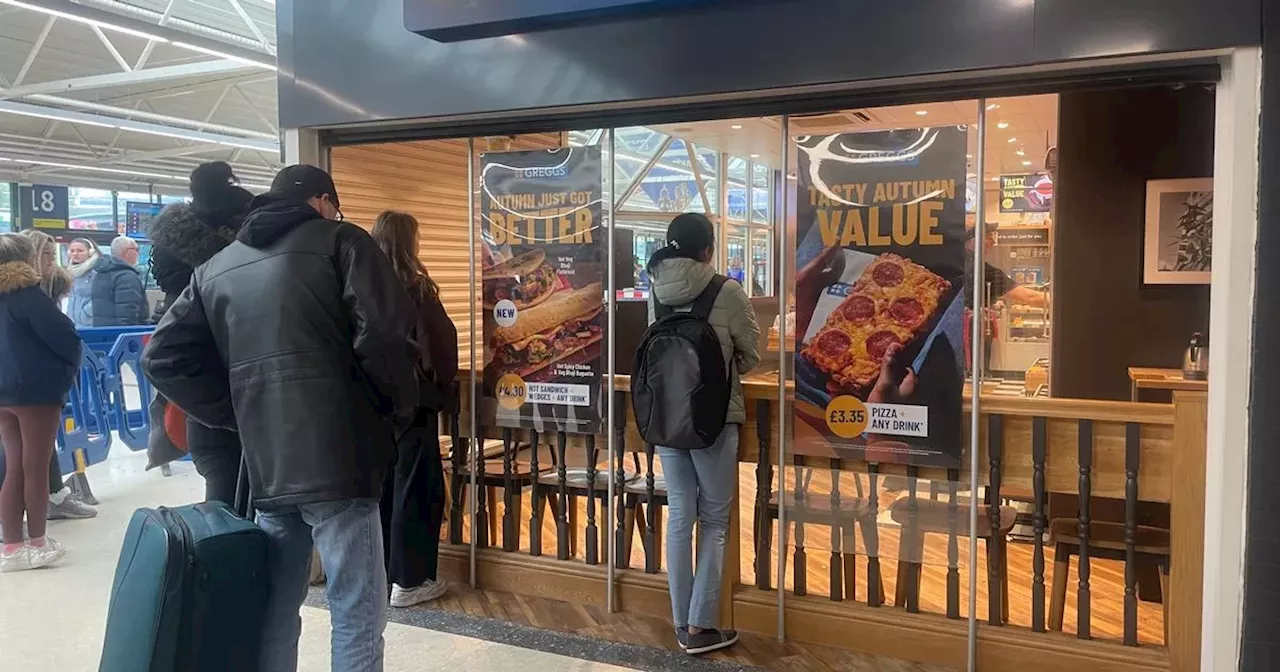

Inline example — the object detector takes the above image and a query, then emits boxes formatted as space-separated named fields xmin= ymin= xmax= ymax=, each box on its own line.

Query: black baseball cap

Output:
xmin=263 ymin=164 xmax=340 ymax=208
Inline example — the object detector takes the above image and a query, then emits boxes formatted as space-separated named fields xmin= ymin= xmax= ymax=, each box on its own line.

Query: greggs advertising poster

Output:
xmin=480 ymin=147 xmax=605 ymax=434
xmin=793 ymin=128 xmax=967 ymax=468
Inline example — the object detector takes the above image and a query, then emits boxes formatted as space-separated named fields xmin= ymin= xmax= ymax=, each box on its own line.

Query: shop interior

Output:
xmin=323 ymin=82 xmax=1212 ymax=671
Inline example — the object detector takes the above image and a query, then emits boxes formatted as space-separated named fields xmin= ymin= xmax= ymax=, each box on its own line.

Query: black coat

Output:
xmin=0 ymin=262 xmax=82 ymax=407
xmin=142 ymin=199 xmax=420 ymax=509
xmin=90 ymin=256 xmax=149 ymax=326
xmin=147 ymin=202 xmax=239 ymax=308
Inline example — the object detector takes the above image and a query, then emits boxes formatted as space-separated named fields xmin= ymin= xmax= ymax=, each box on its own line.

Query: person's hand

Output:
xmin=868 ymin=342 xmax=916 ymax=405
xmin=796 ymin=246 xmax=845 ymax=338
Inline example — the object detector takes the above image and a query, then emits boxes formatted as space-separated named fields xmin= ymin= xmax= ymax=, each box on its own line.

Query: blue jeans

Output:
xmin=657 ymin=424 xmax=739 ymax=630
xmin=256 ymin=498 xmax=388 ymax=672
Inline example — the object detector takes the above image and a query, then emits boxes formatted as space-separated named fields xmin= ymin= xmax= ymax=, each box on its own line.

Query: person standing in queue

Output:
xmin=646 ymin=213 xmax=760 ymax=655
xmin=370 ymin=211 xmax=458 ymax=608
xmin=0 ymin=234 xmax=82 ymax=572
xmin=89 ymin=236 xmax=149 ymax=326
xmin=66 ymin=237 xmax=101 ymax=327
xmin=143 ymin=165 xmax=419 ymax=672
xmin=146 ymin=161 xmax=253 ymax=502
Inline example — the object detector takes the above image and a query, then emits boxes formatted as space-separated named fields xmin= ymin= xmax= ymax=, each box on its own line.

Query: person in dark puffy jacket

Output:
xmin=145 ymin=161 xmax=252 ymax=502
xmin=143 ymin=164 xmax=419 ymax=671
xmin=0 ymin=234 xmax=82 ymax=573
xmin=88 ymin=237 xmax=148 ymax=326
xmin=371 ymin=211 xmax=458 ymax=609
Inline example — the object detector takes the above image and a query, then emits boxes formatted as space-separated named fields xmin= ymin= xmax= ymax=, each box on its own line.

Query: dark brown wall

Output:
xmin=1051 ymin=86 xmax=1215 ymax=401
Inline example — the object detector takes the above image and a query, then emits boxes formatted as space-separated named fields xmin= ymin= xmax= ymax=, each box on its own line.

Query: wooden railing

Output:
xmin=440 ymin=375 xmax=1207 ymax=672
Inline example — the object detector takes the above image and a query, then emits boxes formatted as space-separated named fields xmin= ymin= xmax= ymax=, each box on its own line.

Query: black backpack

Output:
xmin=631 ymin=275 xmax=730 ymax=450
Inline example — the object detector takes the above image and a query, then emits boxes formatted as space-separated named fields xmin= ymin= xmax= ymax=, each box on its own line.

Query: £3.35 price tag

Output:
xmin=824 ymin=395 xmax=869 ymax=439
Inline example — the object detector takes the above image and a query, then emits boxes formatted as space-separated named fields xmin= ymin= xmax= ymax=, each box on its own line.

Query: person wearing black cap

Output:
xmin=143 ymin=164 xmax=419 ymax=672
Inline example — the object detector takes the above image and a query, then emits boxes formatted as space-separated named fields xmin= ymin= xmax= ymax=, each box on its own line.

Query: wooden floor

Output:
xmin=446 ymin=446 xmax=1167 ymax=651
xmin=424 ymin=584 xmax=955 ymax=671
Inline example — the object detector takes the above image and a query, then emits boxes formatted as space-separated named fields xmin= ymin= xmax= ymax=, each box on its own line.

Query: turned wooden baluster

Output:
xmin=1123 ymin=422 xmax=1141 ymax=646
xmin=585 ymin=434 xmax=600 ymax=565
xmin=529 ymin=430 xmax=542 ymax=557
xmin=829 ymin=459 xmax=843 ymax=602
xmin=474 ymin=423 xmax=489 ymax=548
xmin=613 ymin=391 xmax=629 ymax=570
xmin=754 ymin=399 xmax=773 ymax=590
xmin=502 ymin=428 xmax=516 ymax=552
xmin=644 ymin=442 xmax=658 ymax=574
xmin=866 ymin=463 xmax=882 ymax=608
xmin=1032 ymin=416 xmax=1048 ymax=632
xmin=905 ymin=465 xmax=921 ymax=614
xmin=1077 ymin=419 xmax=1094 ymax=640
xmin=556 ymin=431 xmax=570 ymax=561
xmin=988 ymin=413 xmax=1004 ymax=626
xmin=793 ymin=457 xmax=808 ymax=597
xmin=946 ymin=468 xmax=960 ymax=620
xmin=448 ymin=382 xmax=465 ymax=545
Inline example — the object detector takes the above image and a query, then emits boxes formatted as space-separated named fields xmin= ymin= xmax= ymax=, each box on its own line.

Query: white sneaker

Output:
xmin=0 ymin=539 xmax=64 ymax=573
xmin=390 ymin=579 xmax=448 ymax=608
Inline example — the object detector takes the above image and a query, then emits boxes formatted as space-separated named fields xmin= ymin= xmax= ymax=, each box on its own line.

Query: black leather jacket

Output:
xmin=143 ymin=199 xmax=419 ymax=509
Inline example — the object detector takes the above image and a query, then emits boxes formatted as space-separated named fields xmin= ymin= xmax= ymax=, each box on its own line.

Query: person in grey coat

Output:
xmin=646 ymin=212 xmax=759 ymax=656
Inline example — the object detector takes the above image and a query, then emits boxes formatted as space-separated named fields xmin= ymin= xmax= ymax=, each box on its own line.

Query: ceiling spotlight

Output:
xmin=915 ymin=110 xmax=928 ymax=116
xmin=730 ymin=124 xmax=743 ymax=130
xmin=986 ymin=103 xmax=1000 ymax=111
xmin=990 ymin=176 xmax=1000 ymax=181
xmin=966 ymin=154 xmax=973 ymax=158
xmin=1007 ymin=137 xmax=1018 ymax=144
xmin=750 ymin=154 xmax=759 ymax=158
xmin=1015 ymin=149 xmax=1025 ymax=156
xmin=997 ymin=121 xmax=1010 ymax=129
xmin=1022 ymin=160 xmax=1033 ymax=166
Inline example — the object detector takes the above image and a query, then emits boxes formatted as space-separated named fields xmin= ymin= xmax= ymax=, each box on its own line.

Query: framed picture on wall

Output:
xmin=1144 ymin=177 xmax=1213 ymax=284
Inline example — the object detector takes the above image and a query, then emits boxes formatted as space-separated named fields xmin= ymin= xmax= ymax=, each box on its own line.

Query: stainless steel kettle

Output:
xmin=1183 ymin=332 xmax=1209 ymax=381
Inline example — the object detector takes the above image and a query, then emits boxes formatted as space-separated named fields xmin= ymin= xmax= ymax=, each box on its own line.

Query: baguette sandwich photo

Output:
xmin=490 ymin=282 xmax=604 ymax=378
xmin=483 ymin=249 xmax=560 ymax=309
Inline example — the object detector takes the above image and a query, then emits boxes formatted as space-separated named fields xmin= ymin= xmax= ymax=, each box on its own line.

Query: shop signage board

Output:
xmin=993 ymin=227 xmax=1050 ymax=246
xmin=18 ymin=184 xmax=69 ymax=231
xmin=793 ymin=128 xmax=967 ymax=468
xmin=480 ymin=147 xmax=605 ymax=434
xmin=999 ymin=173 xmax=1054 ymax=213
xmin=406 ymin=0 xmax=731 ymax=41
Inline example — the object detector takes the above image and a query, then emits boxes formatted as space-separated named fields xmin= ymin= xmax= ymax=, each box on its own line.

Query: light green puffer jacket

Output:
xmin=647 ymin=258 xmax=761 ymax=425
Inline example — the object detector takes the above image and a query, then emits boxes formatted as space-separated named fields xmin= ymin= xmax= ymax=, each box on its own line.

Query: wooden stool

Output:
xmin=1048 ymin=518 xmax=1170 ymax=639
xmin=889 ymin=496 xmax=1017 ymax=620
xmin=766 ymin=490 xmax=878 ymax=603
xmin=622 ymin=473 xmax=667 ymax=573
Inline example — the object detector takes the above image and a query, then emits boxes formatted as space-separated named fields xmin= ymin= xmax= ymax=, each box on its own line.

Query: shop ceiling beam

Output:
xmin=7 ymin=0 xmax=275 ymax=57
xmin=0 ymin=61 xmax=255 ymax=99
xmin=25 ymin=94 xmax=278 ymax=139
xmin=0 ymin=100 xmax=279 ymax=152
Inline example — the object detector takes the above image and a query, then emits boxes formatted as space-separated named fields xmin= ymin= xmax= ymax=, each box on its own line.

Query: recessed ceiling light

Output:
xmin=986 ymin=103 xmax=1000 ymax=111
xmin=997 ymin=121 xmax=1010 ymax=129
xmin=1022 ymin=160 xmax=1033 ymax=166
xmin=990 ymin=176 xmax=1000 ymax=181
xmin=731 ymin=124 xmax=743 ymax=130
xmin=966 ymin=154 xmax=973 ymax=158
xmin=1015 ymin=149 xmax=1025 ymax=156
xmin=915 ymin=110 xmax=928 ymax=116
xmin=1007 ymin=137 xmax=1018 ymax=144
xmin=750 ymin=154 xmax=759 ymax=158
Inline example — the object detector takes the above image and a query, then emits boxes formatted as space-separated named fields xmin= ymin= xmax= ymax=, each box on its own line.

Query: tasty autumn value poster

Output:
xmin=793 ymin=127 xmax=967 ymax=468
xmin=480 ymin=146 xmax=605 ymax=434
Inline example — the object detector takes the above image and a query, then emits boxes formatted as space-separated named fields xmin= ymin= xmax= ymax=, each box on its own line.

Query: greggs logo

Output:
xmin=520 ymin=166 xmax=569 ymax=179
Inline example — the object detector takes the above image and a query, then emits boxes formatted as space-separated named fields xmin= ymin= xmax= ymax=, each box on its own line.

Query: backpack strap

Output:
xmin=654 ymin=296 xmax=675 ymax=321
xmin=691 ymin=274 xmax=728 ymax=321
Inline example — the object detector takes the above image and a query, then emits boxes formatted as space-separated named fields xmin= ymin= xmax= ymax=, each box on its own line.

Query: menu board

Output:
xmin=793 ymin=127 xmax=967 ymax=468
xmin=480 ymin=147 xmax=605 ymax=434
xmin=999 ymin=173 xmax=1054 ymax=213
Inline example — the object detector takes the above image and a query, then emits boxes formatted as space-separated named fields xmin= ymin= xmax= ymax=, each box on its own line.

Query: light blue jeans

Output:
xmin=256 ymin=498 xmax=388 ymax=672
xmin=657 ymin=424 xmax=739 ymax=630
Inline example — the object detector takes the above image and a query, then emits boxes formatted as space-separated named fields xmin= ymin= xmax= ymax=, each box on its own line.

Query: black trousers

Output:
xmin=0 ymin=448 xmax=61 ymax=495
xmin=187 ymin=419 xmax=242 ymax=505
xmin=380 ymin=412 xmax=446 ymax=587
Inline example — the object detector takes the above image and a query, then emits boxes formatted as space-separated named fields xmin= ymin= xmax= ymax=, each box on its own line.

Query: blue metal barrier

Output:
xmin=56 ymin=348 xmax=114 ymax=475
xmin=59 ymin=327 xmax=155 ymax=462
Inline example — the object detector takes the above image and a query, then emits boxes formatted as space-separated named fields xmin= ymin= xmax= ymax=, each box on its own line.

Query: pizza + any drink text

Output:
xmin=802 ymin=252 xmax=951 ymax=391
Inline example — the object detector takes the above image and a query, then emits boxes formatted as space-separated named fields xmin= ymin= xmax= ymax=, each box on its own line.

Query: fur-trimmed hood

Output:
xmin=148 ymin=203 xmax=237 ymax=267
xmin=0 ymin=261 xmax=40 ymax=295
xmin=47 ymin=267 xmax=73 ymax=302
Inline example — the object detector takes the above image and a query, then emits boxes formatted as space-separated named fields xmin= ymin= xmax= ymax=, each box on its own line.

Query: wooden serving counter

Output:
xmin=443 ymin=370 xmax=1207 ymax=672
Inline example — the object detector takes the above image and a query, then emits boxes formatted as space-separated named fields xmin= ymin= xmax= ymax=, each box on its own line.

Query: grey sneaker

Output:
xmin=685 ymin=629 xmax=739 ymax=655
xmin=48 ymin=496 xmax=97 ymax=520
xmin=675 ymin=627 xmax=689 ymax=650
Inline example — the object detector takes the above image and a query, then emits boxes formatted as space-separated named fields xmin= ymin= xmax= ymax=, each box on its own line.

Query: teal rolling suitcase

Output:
xmin=99 ymin=495 xmax=268 ymax=671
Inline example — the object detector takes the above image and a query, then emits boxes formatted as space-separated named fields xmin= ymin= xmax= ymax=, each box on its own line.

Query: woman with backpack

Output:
xmin=371 ymin=211 xmax=459 ymax=608
xmin=0 ymin=233 xmax=82 ymax=572
xmin=645 ymin=212 xmax=760 ymax=654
